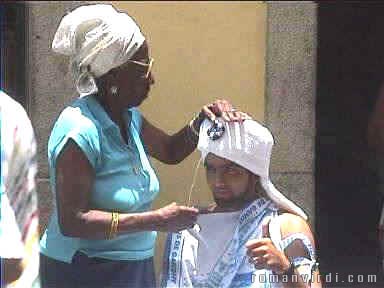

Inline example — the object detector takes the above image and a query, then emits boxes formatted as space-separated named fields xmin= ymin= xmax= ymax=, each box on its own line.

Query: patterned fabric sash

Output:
xmin=161 ymin=198 xmax=279 ymax=288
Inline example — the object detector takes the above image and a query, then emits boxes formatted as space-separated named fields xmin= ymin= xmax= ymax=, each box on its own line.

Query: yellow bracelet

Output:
xmin=112 ymin=212 xmax=119 ymax=238
xmin=108 ymin=212 xmax=119 ymax=239
xmin=113 ymin=212 xmax=119 ymax=236
xmin=108 ymin=213 xmax=114 ymax=239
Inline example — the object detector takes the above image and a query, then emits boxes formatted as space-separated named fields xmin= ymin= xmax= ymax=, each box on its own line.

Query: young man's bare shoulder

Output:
xmin=278 ymin=212 xmax=314 ymax=242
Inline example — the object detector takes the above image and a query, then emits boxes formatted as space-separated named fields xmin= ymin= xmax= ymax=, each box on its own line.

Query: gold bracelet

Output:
xmin=112 ymin=212 xmax=119 ymax=238
xmin=108 ymin=213 xmax=114 ymax=239
xmin=113 ymin=212 xmax=119 ymax=236
xmin=108 ymin=212 xmax=119 ymax=239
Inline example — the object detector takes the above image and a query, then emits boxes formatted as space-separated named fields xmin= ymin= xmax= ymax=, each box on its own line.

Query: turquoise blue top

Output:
xmin=40 ymin=95 xmax=160 ymax=263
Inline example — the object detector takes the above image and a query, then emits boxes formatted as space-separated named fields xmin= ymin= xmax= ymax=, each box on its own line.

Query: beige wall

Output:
xmin=112 ymin=1 xmax=267 ymax=276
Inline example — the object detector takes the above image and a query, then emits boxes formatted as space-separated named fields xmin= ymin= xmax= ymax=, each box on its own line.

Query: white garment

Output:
xmin=0 ymin=91 xmax=40 ymax=288
xmin=0 ymin=194 xmax=25 ymax=259
xmin=196 ymin=211 xmax=241 ymax=276
xmin=51 ymin=4 xmax=145 ymax=96
xmin=161 ymin=198 xmax=317 ymax=288
xmin=161 ymin=198 xmax=282 ymax=288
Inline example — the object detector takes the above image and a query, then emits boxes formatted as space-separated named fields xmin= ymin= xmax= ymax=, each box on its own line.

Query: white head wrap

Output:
xmin=51 ymin=4 xmax=145 ymax=97
xmin=198 ymin=119 xmax=308 ymax=220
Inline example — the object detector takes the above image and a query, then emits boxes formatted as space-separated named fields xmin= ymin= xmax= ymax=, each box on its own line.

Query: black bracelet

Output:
xmin=281 ymin=262 xmax=296 ymax=277
xmin=186 ymin=122 xmax=199 ymax=144
xmin=194 ymin=111 xmax=206 ymax=130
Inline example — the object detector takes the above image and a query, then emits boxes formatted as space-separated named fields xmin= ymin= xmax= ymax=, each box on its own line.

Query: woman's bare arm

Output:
xmin=140 ymin=117 xmax=198 ymax=165
xmin=56 ymin=140 xmax=197 ymax=239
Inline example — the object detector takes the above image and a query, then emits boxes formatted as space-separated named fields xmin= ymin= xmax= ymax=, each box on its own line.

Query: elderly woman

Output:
xmin=161 ymin=119 xmax=321 ymax=287
xmin=39 ymin=4 xmax=246 ymax=288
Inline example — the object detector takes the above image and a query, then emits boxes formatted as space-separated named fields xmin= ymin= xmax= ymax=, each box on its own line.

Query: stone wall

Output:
xmin=265 ymin=1 xmax=317 ymax=225
xmin=26 ymin=1 xmax=89 ymax=232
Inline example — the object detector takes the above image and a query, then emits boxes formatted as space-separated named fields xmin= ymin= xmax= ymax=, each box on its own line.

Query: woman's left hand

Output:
xmin=201 ymin=99 xmax=252 ymax=122
xmin=245 ymin=223 xmax=291 ymax=274
xmin=192 ymin=99 xmax=252 ymax=133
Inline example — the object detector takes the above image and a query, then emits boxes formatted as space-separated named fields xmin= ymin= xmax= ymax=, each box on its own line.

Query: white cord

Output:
xmin=187 ymin=157 xmax=203 ymax=206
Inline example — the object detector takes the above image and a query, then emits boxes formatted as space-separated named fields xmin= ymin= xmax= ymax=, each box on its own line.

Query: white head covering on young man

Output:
xmin=161 ymin=119 xmax=309 ymax=288
xmin=198 ymin=118 xmax=308 ymax=220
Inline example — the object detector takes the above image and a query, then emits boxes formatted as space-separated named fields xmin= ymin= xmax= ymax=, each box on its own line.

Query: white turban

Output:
xmin=198 ymin=119 xmax=308 ymax=220
xmin=51 ymin=4 xmax=145 ymax=97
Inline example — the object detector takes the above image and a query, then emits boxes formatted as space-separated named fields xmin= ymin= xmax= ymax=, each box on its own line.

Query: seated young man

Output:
xmin=161 ymin=119 xmax=321 ymax=288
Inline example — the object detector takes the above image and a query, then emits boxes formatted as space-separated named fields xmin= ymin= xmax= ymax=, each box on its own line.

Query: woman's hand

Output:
xmin=153 ymin=202 xmax=199 ymax=232
xmin=193 ymin=99 xmax=252 ymax=132
xmin=202 ymin=99 xmax=252 ymax=122
xmin=245 ymin=223 xmax=291 ymax=274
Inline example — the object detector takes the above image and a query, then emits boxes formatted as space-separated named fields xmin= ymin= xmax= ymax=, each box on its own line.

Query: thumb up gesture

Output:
xmin=245 ymin=218 xmax=291 ymax=274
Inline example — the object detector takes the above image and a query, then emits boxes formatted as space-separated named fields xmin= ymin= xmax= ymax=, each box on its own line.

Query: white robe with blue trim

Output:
xmin=161 ymin=198 xmax=316 ymax=288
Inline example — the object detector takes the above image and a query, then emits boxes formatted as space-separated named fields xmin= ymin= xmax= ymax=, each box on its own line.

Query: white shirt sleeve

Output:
xmin=0 ymin=193 xmax=25 ymax=259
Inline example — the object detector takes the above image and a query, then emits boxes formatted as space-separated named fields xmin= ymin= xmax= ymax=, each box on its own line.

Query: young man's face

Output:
xmin=204 ymin=153 xmax=259 ymax=209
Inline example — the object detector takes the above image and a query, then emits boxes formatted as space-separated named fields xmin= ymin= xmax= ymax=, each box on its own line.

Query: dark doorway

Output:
xmin=0 ymin=2 xmax=27 ymax=106
xmin=316 ymin=2 xmax=384 ymax=287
